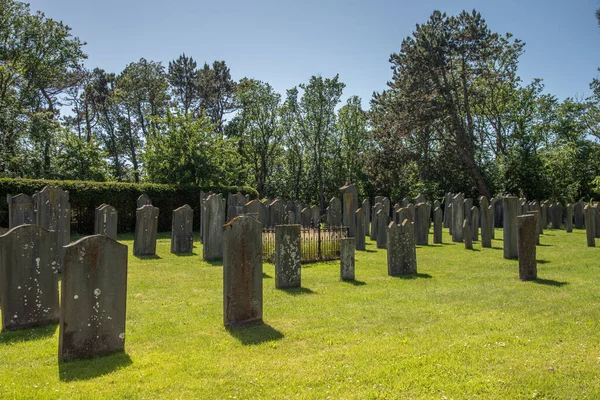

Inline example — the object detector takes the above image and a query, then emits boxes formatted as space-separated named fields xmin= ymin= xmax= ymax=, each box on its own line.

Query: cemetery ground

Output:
xmin=1 ymin=229 xmax=600 ymax=399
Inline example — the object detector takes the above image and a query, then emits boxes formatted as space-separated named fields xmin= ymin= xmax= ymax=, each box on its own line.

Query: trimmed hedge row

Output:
xmin=0 ymin=178 xmax=258 ymax=234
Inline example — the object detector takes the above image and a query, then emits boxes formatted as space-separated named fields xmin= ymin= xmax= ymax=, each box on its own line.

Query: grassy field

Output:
xmin=1 ymin=227 xmax=600 ymax=399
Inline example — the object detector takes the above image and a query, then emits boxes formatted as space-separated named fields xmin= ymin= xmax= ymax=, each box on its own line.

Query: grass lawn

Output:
xmin=1 ymin=227 xmax=600 ymax=399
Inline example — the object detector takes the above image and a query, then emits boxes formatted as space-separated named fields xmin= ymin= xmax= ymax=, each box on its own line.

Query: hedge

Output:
xmin=0 ymin=178 xmax=258 ymax=234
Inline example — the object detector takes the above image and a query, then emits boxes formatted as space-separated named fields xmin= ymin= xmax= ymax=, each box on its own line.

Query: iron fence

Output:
xmin=262 ymin=226 xmax=349 ymax=264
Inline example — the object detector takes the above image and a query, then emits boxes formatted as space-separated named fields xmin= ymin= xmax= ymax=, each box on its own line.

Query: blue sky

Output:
xmin=28 ymin=0 xmax=600 ymax=108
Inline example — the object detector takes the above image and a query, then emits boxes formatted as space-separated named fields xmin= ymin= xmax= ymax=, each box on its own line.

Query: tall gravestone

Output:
xmin=200 ymin=191 xmax=210 ymax=243
xmin=340 ymin=182 xmax=358 ymax=237
xmin=517 ymin=215 xmax=537 ymax=281
xmin=171 ymin=204 xmax=193 ymax=254
xmin=94 ymin=204 xmax=118 ymax=240
xmin=463 ymin=198 xmax=473 ymax=228
xmin=227 ymin=193 xmax=246 ymax=222
xmin=245 ymin=200 xmax=267 ymax=226
xmin=433 ymin=207 xmax=442 ymax=244
xmin=489 ymin=198 xmax=498 ymax=238
xmin=525 ymin=210 xmax=540 ymax=245
xmin=414 ymin=203 xmax=429 ymax=245
xmin=551 ymin=203 xmax=562 ymax=229
xmin=471 ymin=206 xmax=479 ymax=242
xmin=376 ymin=210 xmax=387 ymax=249
xmin=451 ymin=193 xmax=465 ymax=242
xmin=223 ymin=216 xmax=263 ymax=327
xmin=136 ymin=194 xmax=152 ymax=208
xmin=328 ymin=197 xmax=342 ymax=226
xmin=370 ymin=204 xmax=380 ymax=241
xmin=59 ymin=235 xmax=128 ymax=361
xmin=565 ymin=204 xmax=573 ymax=233
xmin=203 ymin=194 xmax=225 ymax=261
xmin=585 ymin=205 xmax=595 ymax=247
xmin=300 ymin=208 xmax=311 ymax=227
xmin=540 ymin=201 xmax=548 ymax=230
xmin=34 ymin=186 xmax=70 ymax=268
xmin=387 ymin=221 xmax=417 ymax=276
xmin=595 ymin=203 xmax=600 ymax=239
xmin=443 ymin=193 xmax=452 ymax=228
xmin=0 ymin=225 xmax=59 ymax=331
xmin=287 ymin=210 xmax=295 ymax=224
xmin=310 ymin=205 xmax=321 ymax=228
xmin=480 ymin=197 xmax=491 ymax=248
xmin=340 ymin=238 xmax=356 ymax=281
xmin=7 ymin=193 xmax=35 ymax=228
xmin=275 ymin=225 xmax=301 ymax=289
xmin=269 ymin=199 xmax=285 ymax=228
xmin=574 ymin=200 xmax=584 ymax=229
xmin=355 ymin=208 xmax=366 ymax=251
xmin=406 ymin=204 xmax=415 ymax=223
xmin=463 ymin=220 xmax=473 ymax=250
xmin=503 ymin=197 xmax=519 ymax=259
xmin=415 ymin=193 xmax=426 ymax=204
xmin=133 ymin=205 xmax=159 ymax=256
xmin=362 ymin=199 xmax=371 ymax=236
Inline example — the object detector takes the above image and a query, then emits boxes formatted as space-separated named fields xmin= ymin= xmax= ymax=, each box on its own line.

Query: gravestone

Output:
xmin=531 ymin=201 xmax=543 ymax=235
xmin=447 ymin=204 xmax=453 ymax=235
xmin=362 ymin=199 xmax=371 ymax=236
xmin=595 ymin=203 xmax=600 ymax=239
xmin=7 ymin=193 xmax=34 ymax=228
xmin=0 ymin=225 xmax=59 ymax=331
xmin=287 ymin=210 xmax=295 ymax=224
xmin=34 ymin=186 xmax=70 ymax=268
xmin=355 ymin=208 xmax=366 ymax=251
xmin=551 ymin=203 xmax=562 ymax=229
xmin=451 ymin=193 xmax=465 ymax=242
xmin=136 ymin=194 xmax=152 ymax=208
xmin=223 ymin=216 xmax=263 ymax=327
xmin=370 ymin=204 xmax=380 ymax=241
xmin=300 ymin=208 xmax=311 ymax=227
xmin=540 ymin=202 xmax=548 ymax=230
xmin=574 ymin=200 xmax=584 ymax=229
xmin=245 ymin=199 xmax=267 ymax=226
xmin=463 ymin=198 xmax=473 ymax=228
xmin=200 ymin=191 xmax=210 ymax=243
xmin=463 ymin=220 xmax=472 ymax=250
xmin=203 ymin=194 xmax=225 ymax=261
xmin=480 ymin=196 xmax=491 ymax=248
xmin=94 ymin=204 xmax=118 ymax=240
xmin=406 ymin=204 xmax=415 ymax=223
xmin=275 ymin=225 xmax=301 ymax=288
xmin=565 ymin=204 xmax=573 ymax=233
xmin=433 ymin=207 xmax=442 ymax=244
xmin=340 ymin=238 xmax=356 ymax=281
xmin=471 ymin=206 xmax=479 ymax=242
xmin=517 ymin=215 xmax=537 ymax=281
xmin=415 ymin=193 xmax=426 ymax=204
xmin=328 ymin=197 xmax=342 ymax=226
xmin=340 ymin=182 xmax=359 ymax=237
xmin=227 ymin=193 xmax=247 ymax=222
xmin=376 ymin=210 xmax=387 ymax=249
xmin=525 ymin=210 xmax=540 ymax=245
xmin=401 ymin=197 xmax=410 ymax=208
xmin=443 ymin=193 xmax=452 ymax=228
xmin=171 ymin=204 xmax=193 ymax=254
xmin=269 ymin=199 xmax=285 ymax=228
xmin=133 ymin=205 xmax=159 ymax=256
xmin=414 ymin=203 xmax=429 ymax=245
xmin=585 ymin=205 xmax=595 ymax=247
xmin=310 ymin=205 xmax=321 ymax=228
xmin=503 ymin=196 xmax=519 ymax=259
xmin=493 ymin=198 xmax=503 ymax=228
xmin=59 ymin=235 xmax=128 ymax=361
xmin=387 ymin=220 xmax=417 ymax=276
xmin=488 ymin=203 xmax=496 ymax=240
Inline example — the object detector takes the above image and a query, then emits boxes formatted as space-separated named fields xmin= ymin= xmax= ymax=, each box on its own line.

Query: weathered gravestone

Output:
xmin=227 ymin=193 xmax=246 ymax=222
xmin=340 ymin=182 xmax=359 ymax=237
xmin=7 ymin=193 xmax=34 ymax=228
xmin=136 ymin=194 xmax=152 ymax=208
xmin=171 ymin=204 xmax=193 ymax=254
xmin=387 ymin=220 xmax=417 ymax=276
xmin=565 ymin=203 xmax=573 ymax=233
xmin=199 ymin=191 xmax=211 ymax=243
xmin=269 ymin=199 xmax=285 ymax=228
xmin=34 ymin=186 xmax=70 ymax=268
xmin=370 ymin=204 xmax=380 ymax=241
xmin=443 ymin=193 xmax=452 ymax=228
xmin=376 ymin=210 xmax=387 ymax=249
xmin=395 ymin=207 xmax=408 ymax=225
xmin=59 ymin=235 xmax=128 ymax=361
xmin=480 ymin=196 xmax=491 ymax=248
xmin=245 ymin=200 xmax=267 ymax=226
xmin=406 ymin=204 xmax=415 ymax=224
xmin=433 ymin=207 xmax=442 ymax=244
xmin=414 ymin=203 xmax=429 ymax=245
xmin=362 ymin=199 xmax=370 ymax=236
xmin=493 ymin=198 xmax=503 ymax=229
xmin=503 ymin=197 xmax=519 ymax=259
xmin=223 ymin=216 xmax=263 ymax=327
xmin=287 ymin=210 xmax=295 ymax=224
xmin=464 ymin=198 xmax=473 ymax=228
xmin=355 ymin=208 xmax=366 ymax=251
xmin=540 ymin=201 xmax=548 ymax=230
xmin=574 ymin=200 xmax=584 ymax=229
xmin=517 ymin=215 xmax=537 ymax=281
xmin=203 ymin=194 xmax=225 ymax=261
xmin=94 ymin=204 xmax=118 ymax=240
xmin=401 ymin=197 xmax=410 ymax=208
xmin=585 ymin=205 xmax=595 ymax=247
xmin=328 ymin=197 xmax=342 ymax=226
xmin=340 ymin=237 xmax=356 ymax=281
xmin=275 ymin=225 xmax=301 ymax=288
xmin=525 ymin=210 xmax=540 ymax=245
xmin=300 ymin=208 xmax=311 ymax=228
xmin=551 ymin=203 xmax=562 ymax=230
xmin=471 ymin=206 xmax=479 ymax=242
xmin=133 ymin=205 xmax=159 ymax=256
xmin=463 ymin=220 xmax=473 ymax=250
xmin=452 ymin=193 xmax=465 ymax=242
xmin=311 ymin=205 xmax=321 ymax=228
xmin=595 ymin=203 xmax=600 ymax=239
xmin=0 ymin=225 xmax=59 ymax=331
xmin=415 ymin=193 xmax=426 ymax=204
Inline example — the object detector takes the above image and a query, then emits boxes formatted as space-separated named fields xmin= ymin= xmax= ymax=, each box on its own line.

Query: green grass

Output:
xmin=2 ymin=227 xmax=600 ymax=399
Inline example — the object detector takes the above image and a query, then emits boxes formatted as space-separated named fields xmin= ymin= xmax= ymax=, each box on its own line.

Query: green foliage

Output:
xmin=0 ymin=177 xmax=257 ymax=233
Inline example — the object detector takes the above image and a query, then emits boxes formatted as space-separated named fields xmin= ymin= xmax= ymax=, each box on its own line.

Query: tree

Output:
xmin=197 ymin=60 xmax=237 ymax=136
xmin=168 ymin=53 xmax=198 ymax=116
xmin=336 ymin=96 xmax=369 ymax=186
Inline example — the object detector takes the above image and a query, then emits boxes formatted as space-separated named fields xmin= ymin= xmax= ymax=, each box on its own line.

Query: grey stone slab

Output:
xmin=7 ymin=193 xmax=34 ymax=228
xmin=376 ymin=210 xmax=387 ymax=249
xmin=414 ymin=203 xmax=429 ymax=245
xmin=585 ymin=205 xmax=596 ymax=247
xmin=525 ymin=210 xmax=540 ymax=245
xmin=451 ymin=193 xmax=464 ymax=242
xmin=203 ymin=194 xmax=225 ymax=261
xmin=310 ymin=205 xmax=321 ymax=228
xmin=565 ymin=204 xmax=573 ymax=233
xmin=480 ymin=197 xmax=491 ymax=248
xmin=355 ymin=208 xmax=366 ymax=251
xmin=463 ymin=220 xmax=472 ymax=250
xmin=328 ymin=197 xmax=342 ymax=227
xmin=0 ymin=225 xmax=59 ymax=331
xmin=340 ymin=238 xmax=355 ymax=281
xmin=94 ymin=204 xmax=118 ymax=240
xmin=245 ymin=200 xmax=267 ymax=226
xmin=387 ymin=220 xmax=417 ymax=276
xmin=575 ymin=200 xmax=584 ymax=229
xmin=471 ymin=206 xmax=479 ymax=242
xmin=34 ymin=186 xmax=70 ymax=269
xmin=503 ymin=197 xmax=519 ymax=259
xmin=223 ymin=216 xmax=263 ymax=327
xmin=275 ymin=225 xmax=301 ymax=289
xmin=59 ymin=235 xmax=128 ymax=361
xmin=433 ymin=207 xmax=442 ymax=244
xmin=362 ymin=199 xmax=370 ymax=236
xmin=171 ymin=204 xmax=193 ymax=254
xmin=443 ymin=193 xmax=452 ymax=228
xmin=134 ymin=205 xmax=159 ymax=256
xmin=594 ymin=204 xmax=600 ymax=239
xmin=340 ymin=183 xmax=359 ymax=237
xmin=517 ymin=215 xmax=537 ymax=281
xmin=300 ymin=208 xmax=311 ymax=228
xmin=136 ymin=194 xmax=152 ymax=208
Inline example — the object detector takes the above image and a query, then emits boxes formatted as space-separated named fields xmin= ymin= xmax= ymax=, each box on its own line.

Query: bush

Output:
xmin=0 ymin=178 xmax=258 ymax=234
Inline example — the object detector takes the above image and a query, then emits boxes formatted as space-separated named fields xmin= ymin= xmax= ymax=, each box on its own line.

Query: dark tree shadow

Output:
xmin=392 ymin=273 xmax=433 ymax=280
xmin=134 ymin=254 xmax=162 ymax=260
xmin=537 ymin=259 xmax=551 ymax=264
xmin=341 ymin=279 xmax=366 ymax=286
xmin=262 ymin=272 xmax=272 ymax=279
xmin=227 ymin=323 xmax=284 ymax=345
xmin=206 ymin=260 xmax=223 ymax=267
xmin=280 ymin=287 xmax=316 ymax=295
xmin=531 ymin=278 xmax=568 ymax=287
xmin=0 ymin=324 xmax=57 ymax=344
xmin=59 ymin=352 xmax=132 ymax=382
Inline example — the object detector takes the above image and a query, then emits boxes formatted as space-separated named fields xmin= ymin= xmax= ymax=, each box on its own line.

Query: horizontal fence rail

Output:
xmin=262 ymin=226 xmax=349 ymax=264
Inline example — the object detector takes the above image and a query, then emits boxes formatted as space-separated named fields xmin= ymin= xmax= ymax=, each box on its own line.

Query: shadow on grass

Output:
xmin=134 ymin=254 xmax=162 ymax=260
xmin=206 ymin=260 xmax=223 ymax=267
xmin=466 ymin=248 xmax=481 ymax=252
xmin=364 ymin=249 xmax=377 ymax=253
xmin=59 ymin=352 xmax=132 ymax=381
xmin=341 ymin=279 xmax=366 ymax=286
xmin=537 ymin=259 xmax=551 ymax=264
xmin=174 ymin=252 xmax=198 ymax=257
xmin=227 ymin=323 xmax=284 ymax=345
xmin=280 ymin=287 xmax=316 ymax=295
xmin=262 ymin=272 xmax=272 ymax=279
xmin=392 ymin=273 xmax=432 ymax=280
xmin=537 ymin=243 xmax=552 ymax=247
xmin=0 ymin=324 xmax=57 ymax=344
xmin=531 ymin=278 xmax=568 ymax=287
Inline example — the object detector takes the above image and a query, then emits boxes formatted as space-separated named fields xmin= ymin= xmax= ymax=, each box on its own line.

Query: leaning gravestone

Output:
xmin=136 ymin=194 xmax=152 ymax=208
xmin=376 ymin=209 xmax=387 ymax=249
xmin=517 ymin=215 xmax=537 ymax=281
xmin=223 ymin=216 xmax=263 ymax=327
xmin=480 ymin=196 xmax=491 ymax=248
xmin=59 ymin=235 xmax=128 ymax=361
xmin=171 ymin=204 xmax=193 ymax=254
xmin=414 ymin=203 xmax=429 ymax=245
xmin=133 ymin=205 xmax=159 ymax=256
xmin=7 ymin=193 xmax=35 ymax=228
xmin=355 ymin=208 xmax=366 ymax=251
xmin=362 ymin=199 xmax=371 ymax=236
xmin=565 ymin=204 xmax=573 ymax=233
xmin=34 ymin=186 xmax=70 ymax=268
xmin=574 ymin=200 xmax=584 ymax=229
xmin=433 ymin=207 xmax=442 ymax=244
xmin=463 ymin=220 xmax=473 ymax=250
xmin=340 ymin=182 xmax=359 ymax=237
xmin=275 ymin=225 xmax=301 ymax=289
xmin=471 ymin=206 xmax=479 ymax=242
xmin=0 ymin=225 xmax=59 ymax=331
xmin=203 ymin=194 xmax=225 ymax=261
xmin=585 ymin=205 xmax=595 ymax=247
xmin=387 ymin=220 xmax=417 ymax=276
xmin=503 ymin=196 xmax=519 ymax=259
xmin=451 ymin=193 xmax=465 ymax=242
xmin=340 ymin=237 xmax=356 ymax=281
xmin=94 ymin=204 xmax=118 ymax=240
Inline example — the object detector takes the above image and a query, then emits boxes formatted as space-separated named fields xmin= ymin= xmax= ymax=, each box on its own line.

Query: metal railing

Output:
xmin=262 ymin=226 xmax=349 ymax=264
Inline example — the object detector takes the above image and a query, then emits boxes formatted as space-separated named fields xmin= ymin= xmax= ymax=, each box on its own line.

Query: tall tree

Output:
xmin=168 ymin=53 xmax=198 ymax=116
xmin=197 ymin=60 xmax=237 ymax=136
xmin=337 ymin=96 xmax=369 ymax=185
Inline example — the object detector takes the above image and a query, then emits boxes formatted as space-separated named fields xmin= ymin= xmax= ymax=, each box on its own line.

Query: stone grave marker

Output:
xmin=136 ymin=194 xmax=152 ymax=208
xmin=376 ymin=209 xmax=387 ymax=249
xmin=275 ymin=225 xmax=301 ymax=289
xmin=34 ymin=186 xmax=70 ymax=268
xmin=452 ymin=193 xmax=465 ymax=242
xmin=133 ymin=205 xmax=159 ymax=256
xmin=355 ymin=208 xmax=366 ymax=251
xmin=471 ymin=206 xmax=479 ymax=242
xmin=7 ymin=193 xmax=34 ymax=228
xmin=340 ymin=237 xmax=356 ymax=281
xmin=414 ymin=203 xmax=429 ymax=245
xmin=433 ymin=207 xmax=442 ymax=244
xmin=203 ymin=194 xmax=225 ymax=261
xmin=517 ymin=215 xmax=537 ymax=281
xmin=585 ymin=205 xmax=595 ymax=247
xmin=480 ymin=196 xmax=491 ymax=248
xmin=340 ymin=182 xmax=358 ymax=237
xmin=463 ymin=220 xmax=472 ymax=250
xmin=503 ymin=196 xmax=519 ymax=259
xmin=94 ymin=204 xmax=118 ymax=240
xmin=171 ymin=204 xmax=193 ymax=254
xmin=387 ymin=220 xmax=417 ymax=276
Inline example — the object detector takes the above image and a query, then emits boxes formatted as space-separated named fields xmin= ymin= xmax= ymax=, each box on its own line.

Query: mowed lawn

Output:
xmin=1 ymin=227 xmax=600 ymax=399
